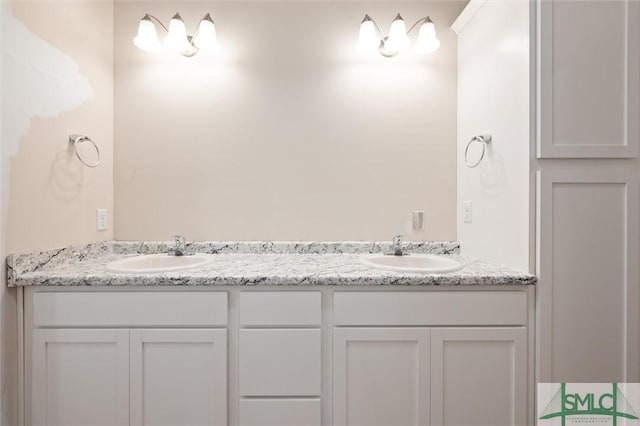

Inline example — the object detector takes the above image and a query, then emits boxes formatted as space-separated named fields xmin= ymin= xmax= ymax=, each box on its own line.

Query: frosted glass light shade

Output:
xmin=164 ymin=13 xmax=191 ymax=53
xmin=356 ymin=15 xmax=379 ymax=53
xmin=133 ymin=16 xmax=160 ymax=52
xmin=193 ymin=14 xmax=218 ymax=52
xmin=385 ymin=14 xmax=409 ymax=53
xmin=415 ymin=20 xmax=440 ymax=54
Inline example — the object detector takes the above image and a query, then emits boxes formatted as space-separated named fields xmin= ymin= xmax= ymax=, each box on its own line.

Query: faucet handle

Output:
xmin=169 ymin=235 xmax=187 ymax=256
xmin=391 ymin=234 xmax=405 ymax=256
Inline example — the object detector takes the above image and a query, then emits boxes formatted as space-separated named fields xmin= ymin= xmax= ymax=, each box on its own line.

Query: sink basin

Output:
xmin=360 ymin=254 xmax=462 ymax=274
xmin=106 ymin=254 xmax=214 ymax=273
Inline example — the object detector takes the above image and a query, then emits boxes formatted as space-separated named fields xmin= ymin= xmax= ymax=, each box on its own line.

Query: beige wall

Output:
xmin=115 ymin=1 xmax=463 ymax=242
xmin=6 ymin=0 xmax=114 ymax=254
xmin=1 ymin=3 xmax=113 ymax=421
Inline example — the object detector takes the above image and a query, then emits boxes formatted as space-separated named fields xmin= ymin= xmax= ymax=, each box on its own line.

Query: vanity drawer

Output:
xmin=239 ymin=399 xmax=321 ymax=426
xmin=334 ymin=291 xmax=527 ymax=326
xmin=239 ymin=329 xmax=321 ymax=396
xmin=33 ymin=292 xmax=228 ymax=327
xmin=240 ymin=291 xmax=321 ymax=326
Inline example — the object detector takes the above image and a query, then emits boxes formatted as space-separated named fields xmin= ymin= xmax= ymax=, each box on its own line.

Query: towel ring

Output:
xmin=69 ymin=134 xmax=100 ymax=168
xmin=464 ymin=134 xmax=492 ymax=168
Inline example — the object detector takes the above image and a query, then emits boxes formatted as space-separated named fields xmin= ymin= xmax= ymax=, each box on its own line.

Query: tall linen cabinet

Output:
xmin=535 ymin=0 xmax=640 ymax=383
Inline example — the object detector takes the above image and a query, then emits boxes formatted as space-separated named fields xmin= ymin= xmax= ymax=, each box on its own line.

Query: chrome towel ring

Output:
xmin=69 ymin=134 xmax=100 ymax=168
xmin=464 ymin=134 xmax=492 ymax=168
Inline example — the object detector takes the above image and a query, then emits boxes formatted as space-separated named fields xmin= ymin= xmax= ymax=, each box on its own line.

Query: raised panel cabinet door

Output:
xmin=239 ymin=329 xmax=321 ymax=396
xmin=130 ymin=329 xmax=227 ymax=426
xmin=430 ymin=327 xmax=527 ymax=426
xmin=537 ymin=170 xmax=639 ymax=382
xmin=537 ymin=0 xmax=640 ymax=157
xmin=333 ymin=328 xmax=430 ymax=426
xmin=32 ymin=329 xmax=130 ymax=426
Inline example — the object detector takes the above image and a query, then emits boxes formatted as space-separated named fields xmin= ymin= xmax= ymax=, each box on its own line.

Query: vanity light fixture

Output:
xmin=134 ymin=13 xmax=218 ymax=57
xmin=357 ymin=14 xmax=440 ymax=58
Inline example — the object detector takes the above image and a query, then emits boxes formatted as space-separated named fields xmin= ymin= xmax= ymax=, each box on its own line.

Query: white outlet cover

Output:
xmin=463 ymin=201 xmax=472 ymax=223
xmin=412 ymin=211 xmax=424 ymax=231
xmin=96 ymin=209 xmax=108 ymax=231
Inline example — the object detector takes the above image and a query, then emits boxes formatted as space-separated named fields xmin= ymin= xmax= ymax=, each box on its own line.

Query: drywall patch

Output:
xmin=0 ymin=0 xmax=94 ymax=226
xmin=1 ymin=1 xmax=93 ymax=157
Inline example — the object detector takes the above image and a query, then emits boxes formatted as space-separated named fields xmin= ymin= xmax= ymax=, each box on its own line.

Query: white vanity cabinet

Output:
xmin=27 ymin=291 xmax=229 ymax=426
xmin=24 ymin=287 xmax=533 ymax=426
xmin=333 ymin=291 xmax=530 ymax=426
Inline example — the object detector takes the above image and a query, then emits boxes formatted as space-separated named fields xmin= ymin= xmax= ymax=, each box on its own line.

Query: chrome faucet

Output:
xmin=391 ymin=234 xmax=404 ymax=256
xmin=168 ymin=235 xmax=187 ymax=256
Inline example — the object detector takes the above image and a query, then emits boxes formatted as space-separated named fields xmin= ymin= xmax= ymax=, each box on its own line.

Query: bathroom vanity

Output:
xmin=10 ymin=241 xmax=535 ymax=426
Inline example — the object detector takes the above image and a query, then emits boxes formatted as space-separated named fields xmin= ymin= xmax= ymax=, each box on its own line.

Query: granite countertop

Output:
xmin=8 ymin=241 xmax=536 ymax=287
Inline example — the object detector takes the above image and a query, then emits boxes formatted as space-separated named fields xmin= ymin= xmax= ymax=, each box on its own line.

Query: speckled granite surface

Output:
xmin=8 ymin=241 xmax=535 ymax=287
xmin=7 ymin=240 xmax=459 ymax=278
xmin=111 ymin=240 xmax=461 ymax=256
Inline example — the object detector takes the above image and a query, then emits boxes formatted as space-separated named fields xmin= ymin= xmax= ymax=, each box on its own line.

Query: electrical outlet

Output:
xmin=463 ymin=201 xmax=472 ymax=223
xmin=96 ymin=209 xmax=108 ymax=231
xmin=412 ymin=211 xmax=424 ymax=231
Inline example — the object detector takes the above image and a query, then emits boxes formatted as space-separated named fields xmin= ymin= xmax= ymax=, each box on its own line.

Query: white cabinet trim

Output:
xmin=450 ymin=0 xmax=487 ymax=35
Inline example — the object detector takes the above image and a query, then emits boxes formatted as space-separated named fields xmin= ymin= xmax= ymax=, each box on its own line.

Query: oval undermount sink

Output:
xmin=360 ymin=254 xmax=462 ymax=274
xmin=106 ymin=254 xmax=214 ymax=273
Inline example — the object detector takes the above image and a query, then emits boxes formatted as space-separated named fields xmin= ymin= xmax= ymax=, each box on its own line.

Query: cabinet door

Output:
xmin=32 ymin=329 xmax=129 ymax=426
xmin=537 ymin=170 xmax=639 ymax=382
xmin=130 ymin=329 xmax=227 ymax=426
xmin=333 ymin=328 xmax=430 ymax=426
xmin=239 ymin=329 xmax=321 ymax=396
xmin=430 ymin=328 xmax=527 ymax=426
xmin=538 ymin=0 xmax=639 ymax=157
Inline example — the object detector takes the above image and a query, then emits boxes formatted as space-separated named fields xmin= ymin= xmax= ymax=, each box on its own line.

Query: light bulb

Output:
xmin=164 ymin=13 xmax=191 ymax=53
xmin=133 ymin=15 xmax=160 ymax=52
xmin=356 ymin=15 xmax=379 ymax=53
xmin=385 ymin=14 xmax=409 ymax=53
xmin=415 ymin=18 xmax=440 ymax=55
xmin=193 ymin=14 xmax=218 ymax=53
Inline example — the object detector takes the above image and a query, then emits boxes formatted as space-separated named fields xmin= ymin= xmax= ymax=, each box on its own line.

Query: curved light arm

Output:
xmin=363 ymin=14 xmax=385 ymax=38
xmin=406 ymin=16 xmax=432 ymax=35
xmin=192 ymin=13 xmax=214 ymax=39
xmin=144 ymin=14 xmax=169 ymax=32
xmin=371 ymin=18 xmax=384 ymax=37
